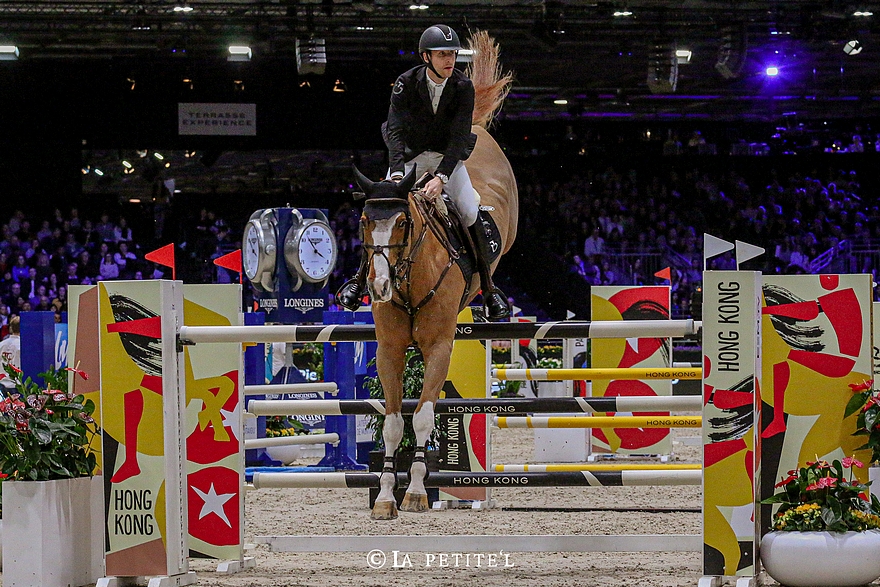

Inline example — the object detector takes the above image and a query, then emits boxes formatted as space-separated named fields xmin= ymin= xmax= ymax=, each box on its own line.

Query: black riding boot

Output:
xmin=336 ymin=250 xmax=369 ymax=311
xmin=468 ymin=222 xmax=511 ymax=321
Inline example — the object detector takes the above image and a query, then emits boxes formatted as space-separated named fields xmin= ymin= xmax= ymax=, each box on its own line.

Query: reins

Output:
xmin=373 ymin=191 xmax=465 ymax=318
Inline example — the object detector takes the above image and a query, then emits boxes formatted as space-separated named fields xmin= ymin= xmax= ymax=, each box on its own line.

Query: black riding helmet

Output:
xmin=419 ymin=24 xmax=461 ymax=79
xmin=418 ymin=24 xmax=462 ymax=53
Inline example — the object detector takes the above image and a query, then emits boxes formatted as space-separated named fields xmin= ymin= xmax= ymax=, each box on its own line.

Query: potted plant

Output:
xmin=846 ymin=378 xmax=880 ymax=497
xmin=760 ymin=456 xmax=880 ymax=587
xmin=363 ymin=348 xmax=440 ymax=507
xmin=0 ymin=363 xmax=102 ymax=587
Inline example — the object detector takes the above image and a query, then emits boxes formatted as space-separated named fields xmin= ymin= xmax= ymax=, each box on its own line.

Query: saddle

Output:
xmin=414 ymin=190 xmax=502 ymax=308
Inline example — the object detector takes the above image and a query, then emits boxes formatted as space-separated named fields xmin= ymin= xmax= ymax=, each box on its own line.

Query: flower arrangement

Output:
xmin=845 ymin=379 xmax=880 ymax=465
xmin=0 ymin=363 xmax=99 ymax=518
xmin=265 ymin=416 xmax=306 ymax=438
xmin=762 ymin=457 xmax=880 ymax=532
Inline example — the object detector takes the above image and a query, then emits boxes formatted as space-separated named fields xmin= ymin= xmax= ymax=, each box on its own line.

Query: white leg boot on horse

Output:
xmin=372 ymin=411 xmax=403 ymax=520
xmin=401 ymin=401 xmax=435 ymax=512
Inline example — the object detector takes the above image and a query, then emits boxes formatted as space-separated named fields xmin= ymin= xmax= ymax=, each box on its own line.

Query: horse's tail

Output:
xmin=465 ymin=31 xmax=514 ymax=129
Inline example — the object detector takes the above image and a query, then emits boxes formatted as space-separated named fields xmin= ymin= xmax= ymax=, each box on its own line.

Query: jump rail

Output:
xmin=245 ymin=395 xmax=702 ymax=416
xmin=493 ymin=367 xmax=702 ymax=381
xmin=494 ymin=463 xmax=702 ymax=472
xmin=243 ymin=383 xmax=339 ymax=396
xmin=243 ymin=433 xmax=340 ymax=450
xmin=178 ymin=319 xmax=697 ymax=344
xmin=494 ymin=415 xmax=701 ymax=429
xmin=249 ymin=470 xmax=702 ymax=489
xmin=255 ymin=534 xmax=703 ymax=553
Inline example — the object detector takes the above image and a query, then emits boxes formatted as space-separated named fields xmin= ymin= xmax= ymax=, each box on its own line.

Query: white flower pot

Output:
xmin=1 ymin=476 xmax=103 ymax=587
xmin=761 ymin=530 xmax=880 ymax=587
xmin=0 ymin=518 xmax=4 ymax=571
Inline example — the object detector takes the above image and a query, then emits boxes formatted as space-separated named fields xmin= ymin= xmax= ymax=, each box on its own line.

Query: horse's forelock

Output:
xmin=363 ymin=198 xmax=410 ymax=222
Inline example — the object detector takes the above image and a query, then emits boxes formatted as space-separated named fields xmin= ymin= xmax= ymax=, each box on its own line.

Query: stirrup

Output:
xmin=483 ymin=288 xmax=511 ymax=321
xmin=336 ymin=278 xmax=365 ymax=311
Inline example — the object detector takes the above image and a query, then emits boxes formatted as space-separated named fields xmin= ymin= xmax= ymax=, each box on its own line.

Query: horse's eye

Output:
xmin=397 ymin=219 xmax=407 ymax=228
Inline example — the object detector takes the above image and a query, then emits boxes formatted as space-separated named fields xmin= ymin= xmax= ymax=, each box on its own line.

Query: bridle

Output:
xmin=362 ymin=192 xmax=463 ymax=317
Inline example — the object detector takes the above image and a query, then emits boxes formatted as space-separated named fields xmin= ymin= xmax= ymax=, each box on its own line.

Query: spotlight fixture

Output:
xmin=456 ymin=48 xmax=475 ymax=63
xmin=333 ymin=79 xmax=347 ymax=93
xmin=765 ymin=66 xmax=779 ymax=76
xmin=844 ymin=40 xmax=863 ymax=55
xmin=228 ymin=45 xmax=252 ymax=62
xmin=126 ymin=77 xmax=136 ymax=90
xmin=233 ymin=79 xmax=245 ymax=92
xmin=675 ymin=49 xmax=692 ymax=64
xmin=854 ymin=10 xmax=873 ymax=16
xmin=613 ymin=10 xmax=633 ymax=17
xmin=553 ymin=98 xmax=568 ymax=105
xmin=172 ymin=3 xmax=193 ymax=12
xmin=408 ymin=4 xmax=429 ymax=10
xmin=0 ymin=45 xmax=19 ymax=60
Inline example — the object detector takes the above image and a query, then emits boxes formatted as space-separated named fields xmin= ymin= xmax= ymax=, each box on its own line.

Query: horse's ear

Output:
xmin=352 ymin=165 xmax=375 ymax=196
xmin=397 ymin=165 xmax=417 ymax=196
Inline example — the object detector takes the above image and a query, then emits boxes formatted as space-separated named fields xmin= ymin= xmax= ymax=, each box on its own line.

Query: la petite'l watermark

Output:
xmin=366 ymin=549 xmax=515 ymax=569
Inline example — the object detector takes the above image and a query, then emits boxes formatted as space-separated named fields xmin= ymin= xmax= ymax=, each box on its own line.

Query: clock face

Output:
xmin=242 ymin=222 xmax=261 ymax=280
xmin=297 ymin=222 xmax=336 ymax=281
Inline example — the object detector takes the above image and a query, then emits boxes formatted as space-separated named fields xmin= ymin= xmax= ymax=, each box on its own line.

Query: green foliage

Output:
xmin=292 ymin=343 xmax=323 ymax=380
xmin=845 ymin=380 xmax=880 ymax=465
xmin=762 ymin=457 xmax=880 ymax=532
xmin=363 ymin=348 xmax=440 ymax=450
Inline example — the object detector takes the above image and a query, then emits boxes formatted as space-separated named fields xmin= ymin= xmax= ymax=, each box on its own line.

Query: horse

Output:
xmin=353 ymin=31 xmax=518 ymax=520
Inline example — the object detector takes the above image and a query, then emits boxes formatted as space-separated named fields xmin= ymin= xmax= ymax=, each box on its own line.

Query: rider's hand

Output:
xmin=424 ymin=176 xmax=444 ymax=198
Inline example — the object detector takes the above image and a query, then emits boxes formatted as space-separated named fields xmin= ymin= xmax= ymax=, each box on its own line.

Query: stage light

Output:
xmin=154 ymin=152 xmax=165 ymax=160
xmin=228 ymin=45 xmax=252 ymax=62
xmin=613 ymin=10 xmax=633 ymax=17
xmin=553 ymin=99 xmax=568 ymax=105
xmin=766 ymin=66 xmax=779 ymax=76
xmin=333 ymin=79 xmax=347 ymax=93
xmin=676 ymin=49 xmax=692 ymax=64
xmin=0 ymin=45 xmax=20 ymax=60
xmin=854 ymin=10 xmax=873 ymax=16
xmin=456 ymin=48 xmax=475 ymax=63
xmin=173 ymin=3 xmax=193 ymax=12
xmin=409 ymin=4 xmax=429 ymax=10
xmin=844 ymin=40 xmax=863 ymax=55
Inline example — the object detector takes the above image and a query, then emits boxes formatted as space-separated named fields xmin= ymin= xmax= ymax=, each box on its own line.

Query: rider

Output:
xmin=336 ymin=24 xmax=511 ymax=321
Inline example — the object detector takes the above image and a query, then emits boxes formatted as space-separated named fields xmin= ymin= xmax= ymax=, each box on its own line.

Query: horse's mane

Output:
xmin=465 ymin=31 xmax=514 ymax=129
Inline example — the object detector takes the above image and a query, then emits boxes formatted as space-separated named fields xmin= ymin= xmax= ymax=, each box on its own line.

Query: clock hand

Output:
xmin=309 ymin=239 xmax=325 ymax=258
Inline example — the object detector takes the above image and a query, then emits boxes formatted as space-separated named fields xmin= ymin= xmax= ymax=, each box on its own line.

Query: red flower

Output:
xmin=806 ymin=459 xmax=830 ymax=468
xmin=0 ymin=373 xmax=5 ymax=381
xmin=849 ymin=380 xmax=874 ymax=392
xmin=0 ymin=473 xmax=7 ymax=479
xmin=775 ymin=473 xmax=798 ymax=488
xmin=806 ymin=477 xmax=837 ymax=491
xmin=863 ymin=397 xmax=878 ymax=412
xmin=64 ymin=367 xmax=89 ymax=381
xmin=842 ymin=456 xmax=864 ymax=469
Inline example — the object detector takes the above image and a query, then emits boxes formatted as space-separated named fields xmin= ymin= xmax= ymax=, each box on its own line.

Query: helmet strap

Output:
xmin=422 ymin=51 xmax=443 ymax=81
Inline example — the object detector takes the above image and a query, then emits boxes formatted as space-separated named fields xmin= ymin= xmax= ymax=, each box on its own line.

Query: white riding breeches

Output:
xmin=387 ymin=151 xmax=479 ymax=227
